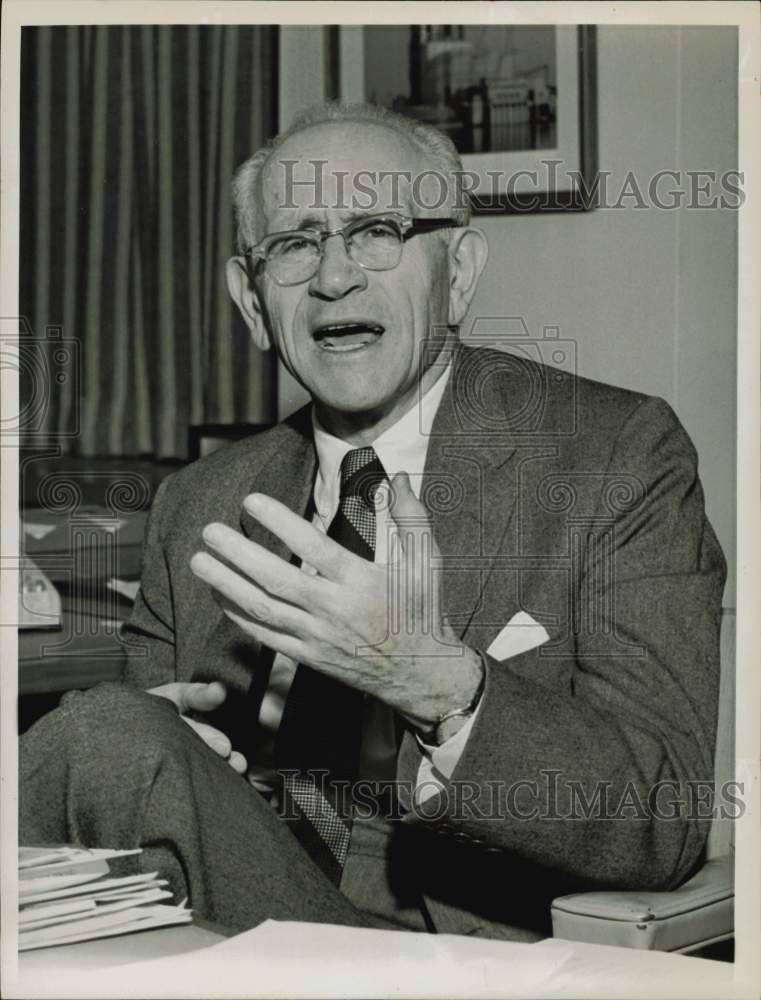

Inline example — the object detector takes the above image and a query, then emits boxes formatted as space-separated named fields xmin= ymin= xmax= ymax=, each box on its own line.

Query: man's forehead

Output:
xmin=267 ymin=121 xmax=425 ymax=177
xmin=260 ymin=121 xmax=431 ymax=221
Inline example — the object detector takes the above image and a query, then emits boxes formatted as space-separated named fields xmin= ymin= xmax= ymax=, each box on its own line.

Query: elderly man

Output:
xmin=21 ymin=102 xmax=725 ymax=941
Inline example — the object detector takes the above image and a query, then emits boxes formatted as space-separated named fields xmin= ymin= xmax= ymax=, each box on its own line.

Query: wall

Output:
xmin=470 ymin=26 xmax=737 ymax=605
xmin=277 ymin=25 xmax=738 ymax=605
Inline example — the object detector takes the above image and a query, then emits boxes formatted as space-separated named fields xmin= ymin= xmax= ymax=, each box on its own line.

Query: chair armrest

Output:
xmin=551 ymin=855 xmax=733 ymax=952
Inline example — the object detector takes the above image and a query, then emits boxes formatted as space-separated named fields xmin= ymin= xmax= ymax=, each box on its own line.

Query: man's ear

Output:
xmin=225 ymin=256 xmax=272 ymax=351
xmin=447 ymin=227 xmax=489 ymax=326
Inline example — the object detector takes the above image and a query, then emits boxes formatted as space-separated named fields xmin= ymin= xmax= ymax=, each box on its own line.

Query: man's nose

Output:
xmin=308 ymin=234 xmax=368 ymax=299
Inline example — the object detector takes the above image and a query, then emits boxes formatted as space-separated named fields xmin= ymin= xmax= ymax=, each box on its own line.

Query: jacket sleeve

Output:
xmin=405 ymin=397 xmax=726 ymax=893
xmin=121 ymin=476 xmax=178 ymax=689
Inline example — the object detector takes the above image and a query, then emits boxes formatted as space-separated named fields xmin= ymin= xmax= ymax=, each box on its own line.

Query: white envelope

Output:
xmin=486 ymin=610 xmax=550 ymax=661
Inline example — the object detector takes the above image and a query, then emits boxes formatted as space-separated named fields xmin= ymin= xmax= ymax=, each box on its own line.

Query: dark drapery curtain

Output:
xmin=20 ymin=25 xmax=279 ymax=459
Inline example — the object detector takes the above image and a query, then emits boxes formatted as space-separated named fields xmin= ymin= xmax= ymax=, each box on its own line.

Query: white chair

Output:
xmin=551 ymin=609 xmax=735 ymax=953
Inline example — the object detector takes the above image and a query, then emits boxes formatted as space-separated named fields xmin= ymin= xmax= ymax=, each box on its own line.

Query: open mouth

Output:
xmin=312 ymin=322 xmax=385 ymax=352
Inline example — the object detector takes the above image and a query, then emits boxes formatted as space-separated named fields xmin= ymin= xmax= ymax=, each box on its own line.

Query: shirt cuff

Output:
xmin=413 ymin=689 xmax=485 ymax=805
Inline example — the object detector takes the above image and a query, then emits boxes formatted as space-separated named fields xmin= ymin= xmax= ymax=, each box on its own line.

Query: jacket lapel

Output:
xmin=194 ymin=409 xmax=316 ymax=712
xmin=239 ymin=408 xmax=317 ymax=552
xmin=423 ymin=344 xmax=522 ymax=651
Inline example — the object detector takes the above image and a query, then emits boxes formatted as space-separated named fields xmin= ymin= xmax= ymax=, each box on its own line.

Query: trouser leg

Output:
xmin=19 ymin=683 xmax=374 ymax=933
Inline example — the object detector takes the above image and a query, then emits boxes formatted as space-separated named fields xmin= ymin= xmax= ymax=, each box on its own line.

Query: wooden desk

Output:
xmin=19 ymin=614 xmax=127 ymax=695
xmin=20 ymin=505 xmax=148 ymax=697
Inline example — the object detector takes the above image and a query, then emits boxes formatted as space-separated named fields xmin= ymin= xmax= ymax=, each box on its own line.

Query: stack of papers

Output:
xmin=18 ymin=846 xmax=192 ymax=951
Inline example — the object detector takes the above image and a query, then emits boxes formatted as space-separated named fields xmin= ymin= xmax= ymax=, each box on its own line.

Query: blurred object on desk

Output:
xmin=18 ymin=555 xmax=62 ymax=629
xmin=22 ymin=505 xmax=148 ymax=582
xmin=17 ymin=457 xmax=176 ymax=730
xmin=19 ymin=507 xmax=150 ymax=721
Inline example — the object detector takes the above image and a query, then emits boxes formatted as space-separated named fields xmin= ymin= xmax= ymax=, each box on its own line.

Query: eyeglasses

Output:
xmin=243 ymin=212 xmax=458 ymax=287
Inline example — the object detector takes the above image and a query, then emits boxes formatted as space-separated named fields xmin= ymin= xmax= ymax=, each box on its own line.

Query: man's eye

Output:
xmin=276 ymin=236 xmax=313 ymax=256
xmin=364 ymin=224 xmax=396 ymax=239
xmin=352 ymin=223 xmax=399 ymax=245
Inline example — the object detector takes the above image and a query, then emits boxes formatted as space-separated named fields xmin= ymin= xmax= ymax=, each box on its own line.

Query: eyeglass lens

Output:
xmin=266 ymin=217 xmax=403 ymax=285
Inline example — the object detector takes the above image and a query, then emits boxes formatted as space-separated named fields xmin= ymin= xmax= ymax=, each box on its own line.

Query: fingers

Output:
xmin=242 ymin=494 xmax=355 ymax=581
xmin=189 ymin=551 xmax=314 ymax=636
xmin=149 ymin=686 xmax=248 ymax=773
xmin=389 ymin=472 xmax=436 ymax=562
xmin=200 ymin=522 xmax=332 ymax=610
xmin=148 ymin=680 xmax=227 ymax=715
xmin=386 ymin=473 xmax=444 ymax=637
xmin=181 ymin=680 xmax=227 ymax=713
xmin=228 ymin=751 xmax=248 ymax=775
xmin=215 ymin=594 xmax=307 ymax=664
xmin=389 ymin=472 xmax=429 ymax=529
xmin=183 ymin=717 xmax=248 ymax=774
xmin=186 ymin=717 xmax=231 ymax=757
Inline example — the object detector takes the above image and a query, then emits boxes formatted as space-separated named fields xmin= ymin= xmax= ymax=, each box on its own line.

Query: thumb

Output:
xmin=388 ymin=472 xmax=435 ymax=562
xmin=180 ymin=681 xmax=227 ymax=714
xmin=388 ymin=472 xmax=429 ymax=529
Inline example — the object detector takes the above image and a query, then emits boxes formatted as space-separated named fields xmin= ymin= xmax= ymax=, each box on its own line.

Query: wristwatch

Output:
xmin=418 ymin=650 xmax=486 ymax=747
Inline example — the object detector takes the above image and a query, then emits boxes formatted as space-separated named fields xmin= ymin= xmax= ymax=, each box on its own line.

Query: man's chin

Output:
xmin=310 ymin=366 xmax=400 ymax=412
xmin=311 ymin=380 xmax=404 ymax=429
xmin=316 ymin=390 xmax=391 ymax=416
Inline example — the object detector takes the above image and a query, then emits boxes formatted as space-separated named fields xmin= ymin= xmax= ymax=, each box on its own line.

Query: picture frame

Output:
xmin=343 ymin=24 xmax=598 ymax=214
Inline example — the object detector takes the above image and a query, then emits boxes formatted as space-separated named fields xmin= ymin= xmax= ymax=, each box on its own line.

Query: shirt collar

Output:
xmin=311 ymin=363 xmax=452 ymax=524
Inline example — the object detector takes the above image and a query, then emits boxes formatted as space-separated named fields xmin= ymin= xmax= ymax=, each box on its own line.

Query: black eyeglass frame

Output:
xmin=243 ymin=212 xmax=459 ymax=286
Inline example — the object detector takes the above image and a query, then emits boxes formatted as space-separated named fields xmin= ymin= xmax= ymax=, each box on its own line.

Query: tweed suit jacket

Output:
xmin=123 ymin=343 xmax=725 ymax=939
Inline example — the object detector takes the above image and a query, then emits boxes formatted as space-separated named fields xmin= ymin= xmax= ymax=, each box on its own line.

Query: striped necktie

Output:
xmin=276 ymin=446 xmax=387 ymax=884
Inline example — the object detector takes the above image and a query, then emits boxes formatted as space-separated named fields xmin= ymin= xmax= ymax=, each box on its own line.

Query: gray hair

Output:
xmin=231 ymin=101 xmax=471 ymax=254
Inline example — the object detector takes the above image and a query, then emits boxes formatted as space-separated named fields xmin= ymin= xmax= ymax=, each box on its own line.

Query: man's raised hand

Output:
xmin=189 ymin=473 xmax=482 ymax=735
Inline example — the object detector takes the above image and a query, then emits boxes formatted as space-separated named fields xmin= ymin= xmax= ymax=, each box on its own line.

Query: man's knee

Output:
xmin=21 ymin=682 xmax=188 ymax=775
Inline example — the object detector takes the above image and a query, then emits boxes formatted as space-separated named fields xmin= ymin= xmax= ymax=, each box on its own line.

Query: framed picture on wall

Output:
xmin=341 ymin=23 xmax=598 ymax=213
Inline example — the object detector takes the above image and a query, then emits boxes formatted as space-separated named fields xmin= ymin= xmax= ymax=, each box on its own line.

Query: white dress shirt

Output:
xmin=249 ymin=363 xmax=480 ymax=802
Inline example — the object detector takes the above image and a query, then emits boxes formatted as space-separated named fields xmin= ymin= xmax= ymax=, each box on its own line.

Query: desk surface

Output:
xmin=19 ymin=504 xmax=147 ymax=695
xmin=19 ymin=616 xmax=127 ymax=695
xmin=15 ymin=920 xmax=743 ymax=1000
xmin=18 ymin=921 xmax=226 ymax=974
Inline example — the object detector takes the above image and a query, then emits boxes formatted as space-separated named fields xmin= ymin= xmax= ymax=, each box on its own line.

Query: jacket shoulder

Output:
xmin=153 ymin=405 xmax=313 ymax=527
xmin=453 ymin=344 xmax=660 ymax=438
